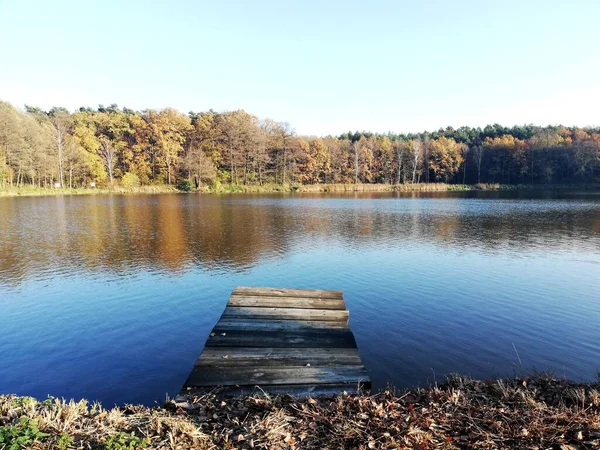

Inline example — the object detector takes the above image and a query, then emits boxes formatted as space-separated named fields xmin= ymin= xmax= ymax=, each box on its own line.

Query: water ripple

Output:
xmin=0 ymin=192 xmax=599 ymax=405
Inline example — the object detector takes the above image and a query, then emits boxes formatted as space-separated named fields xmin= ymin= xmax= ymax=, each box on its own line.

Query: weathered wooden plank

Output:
xmin=185 ymin=365 xmax=369 ymax=386
xmin=221 ymin=306 xmax=349 ymax=322
xmin=228 ymin=295 xmax=346 ymax=310
xmin=205 ymin=329 xmax=358 ymax=348
xmin=214 ymin=318 xmax=348 ymax=332
xmin=196 ymin=347 xmax=362 ymax=367
xmin=179 ymin=286 xmax=370 ymax=398
xmin=233 ymin=286 xmax=343 ymax=299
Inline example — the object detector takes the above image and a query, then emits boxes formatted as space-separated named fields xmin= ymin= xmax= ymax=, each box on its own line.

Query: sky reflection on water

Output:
xmin=1 ymin=191 xmax=599 ymax=405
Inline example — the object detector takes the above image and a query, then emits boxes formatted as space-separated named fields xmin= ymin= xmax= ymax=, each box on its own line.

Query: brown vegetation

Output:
xmin=295 ymin=183 xmax=472 ymax=192
xmin=1 ymin=102 xmax=599 ymax=193
xmin=1 ymin=375 xmax=599 ymax=449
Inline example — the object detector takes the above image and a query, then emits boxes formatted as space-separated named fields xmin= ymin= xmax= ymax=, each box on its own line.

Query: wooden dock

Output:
xmin=180 ymin=287 xmax=370 ymax=397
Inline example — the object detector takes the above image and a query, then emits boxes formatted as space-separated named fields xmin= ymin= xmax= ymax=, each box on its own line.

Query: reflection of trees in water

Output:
xmin=593 ymin=214 xmax=600 ymax=235
xmin=0 ymin=195 xmax=599 ymax=285
xmin=332 ymin=206 xmax=599 ymax=253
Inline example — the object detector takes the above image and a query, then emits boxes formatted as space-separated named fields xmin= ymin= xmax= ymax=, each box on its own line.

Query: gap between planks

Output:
xmin=214 ymin=318 xmax=349 ymax=331
xmin=222 ymin=306 xmax=349 ymax=322
xmin=205 ymin=329 xmax=358 ymax=348
xmin=182 ymin=286 xmax=370 ymax=396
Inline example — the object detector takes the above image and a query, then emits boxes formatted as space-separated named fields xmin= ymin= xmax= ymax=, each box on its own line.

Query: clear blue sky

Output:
xmin=1 ymin=0 xmax=598 ymax=135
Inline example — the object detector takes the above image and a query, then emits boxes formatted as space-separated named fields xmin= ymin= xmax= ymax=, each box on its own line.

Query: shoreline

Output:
xmin=1 ymin=182 xmax=599 ymax=198
xmin=1 ymin=374 xmax=598 ymax=449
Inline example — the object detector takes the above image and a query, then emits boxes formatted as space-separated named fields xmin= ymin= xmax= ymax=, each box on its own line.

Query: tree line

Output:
xmin=1 ymin=100 xmax=599 ymax=189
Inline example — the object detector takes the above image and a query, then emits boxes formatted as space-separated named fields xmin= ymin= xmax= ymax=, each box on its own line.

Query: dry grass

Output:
xmin=1 ymin=374 xmax=599 ymax=449
xmin=294 ymin=183 xmax=472 ymax=193
xmin=3 ymin=183 xmax=597 ymax=197
xmin=0 ymin=185 xmax=178 ymax=197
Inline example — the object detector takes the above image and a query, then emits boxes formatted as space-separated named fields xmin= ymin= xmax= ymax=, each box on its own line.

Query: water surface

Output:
xmin=1 ymin=191 xmax=599 ymax=405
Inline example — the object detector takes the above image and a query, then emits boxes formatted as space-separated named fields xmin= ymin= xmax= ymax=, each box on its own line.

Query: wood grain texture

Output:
xmin=221 ymin=306 xmax=349 ymax=322
xmin=195 ymin=347 xmax=362 ymax=367
xmin=233 ymin=286 xmax=343 ymax=299
xmin=214 ymin=318 xmax=348 ymax=332
xmin=228 ymin=295 xmax=346 ymax=310
xmin=185 ymin=365 xmax=369 ymax=386
xmin=180 ymin=286 xmax=370 ymax=396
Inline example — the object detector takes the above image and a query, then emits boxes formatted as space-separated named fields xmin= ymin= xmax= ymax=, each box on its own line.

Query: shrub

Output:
xmin=104 ymin=432 xmax=148 ymax=450
xmin=56 ymin=433 xmax=73 ymax=450
xmin=121 ymin=173 xmax=141 ymax=189
xmin=0 ymin=417 xmax=49 ymax=450
xmin=210 ymin=179 xmax=222 ymax=192
xmin=176 ymin=180 xmax=193 ymax=192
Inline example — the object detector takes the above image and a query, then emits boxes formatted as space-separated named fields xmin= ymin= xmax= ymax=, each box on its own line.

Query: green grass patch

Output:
xmin=103 ymin=432 xmax=149 ymax=450
xmin=0 ymin=417 xmax=48 ymax=450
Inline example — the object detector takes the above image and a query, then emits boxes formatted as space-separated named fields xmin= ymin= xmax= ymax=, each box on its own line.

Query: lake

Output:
xmin=1 ymin=190 xmax=599 ymax=406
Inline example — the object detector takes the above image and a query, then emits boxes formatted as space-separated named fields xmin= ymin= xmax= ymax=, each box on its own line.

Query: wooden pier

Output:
xmin=180 ymin=287 xmax=370 ymax=397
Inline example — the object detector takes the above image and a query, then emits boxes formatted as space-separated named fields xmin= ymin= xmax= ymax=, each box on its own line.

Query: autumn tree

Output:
xmin=527 ymin=128 xmax=563 ymax=183
xmin=428 ymin=137 xmax=465 ymax=182
xmin=183 ymin=144 xmax=217 ymax=187
xmin=275 ymin=122 xmax=294 ymax=184
xmin=481 ymin=135 xmax=527 ymax=183
xmin=394 ymin=140 xmax=409 ymax=184
xmin=95 ymin=110 xmax=131 ymax=183
xmin=301 ymin=139 xmax=331 ymax=184
xmin=355 ymin=136 xmax=376 ymax=183
xmin=377 ymin=137 xmax=394 ymax=183
xmin=288 ymin=137 xmax=309 ymax=183
xmin=473 ymin=146 xmax=484 ymax=184
xmin=323 ymin=137 xmax=345 ymax=183
xmin=572 ymin=129 xmax=600 ymax=181
xmin=219 ymin=110 xmax=260 ymax=184
xmin=49 ymin=108 xmax=72 ymax=187
xmin=409 ymin=139 xmax=423 ymax=183
xmin=188 ymin=110 xmax=224 ymax=167
xmin=2 ymin=99 xmax=600 ymax=190
xmin=143 ymin=108 xmax=191 ymax=184
xmin=0 ymin=102 xmax=24 ymax=186
xmin=71 ymin=111 xmax=104 ymax=184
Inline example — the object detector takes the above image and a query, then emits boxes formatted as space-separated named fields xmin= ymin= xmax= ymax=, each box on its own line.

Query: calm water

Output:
xmin=1 ymin=191 xmax=599 ymax=406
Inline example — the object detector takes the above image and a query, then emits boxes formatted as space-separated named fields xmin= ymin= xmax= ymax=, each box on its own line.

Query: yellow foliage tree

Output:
xmin=302 ymin=139 xmax=331 ymax=184
xmin=428 ymin=137 xmax=465 ymax=182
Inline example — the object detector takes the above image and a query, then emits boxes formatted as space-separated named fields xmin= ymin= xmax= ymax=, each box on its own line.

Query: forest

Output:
xmin=1 ymin=100 xmax=599 ymax=190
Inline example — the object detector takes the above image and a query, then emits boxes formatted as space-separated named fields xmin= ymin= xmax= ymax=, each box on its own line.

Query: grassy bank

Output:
xmin=202 ymin=182 xmax=600 ymax=194
xmin=2 ymin=182 xmax=599 ymax=198
xmin=0 ymin=185 xmax=178 ymax=198
xmin=296 ymin=183 xmax=472 ymax=192
xmin=1 ymin=375 xmax=599 ymax=449
xmin=294 ymin=182 xmax=600 ymax=193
